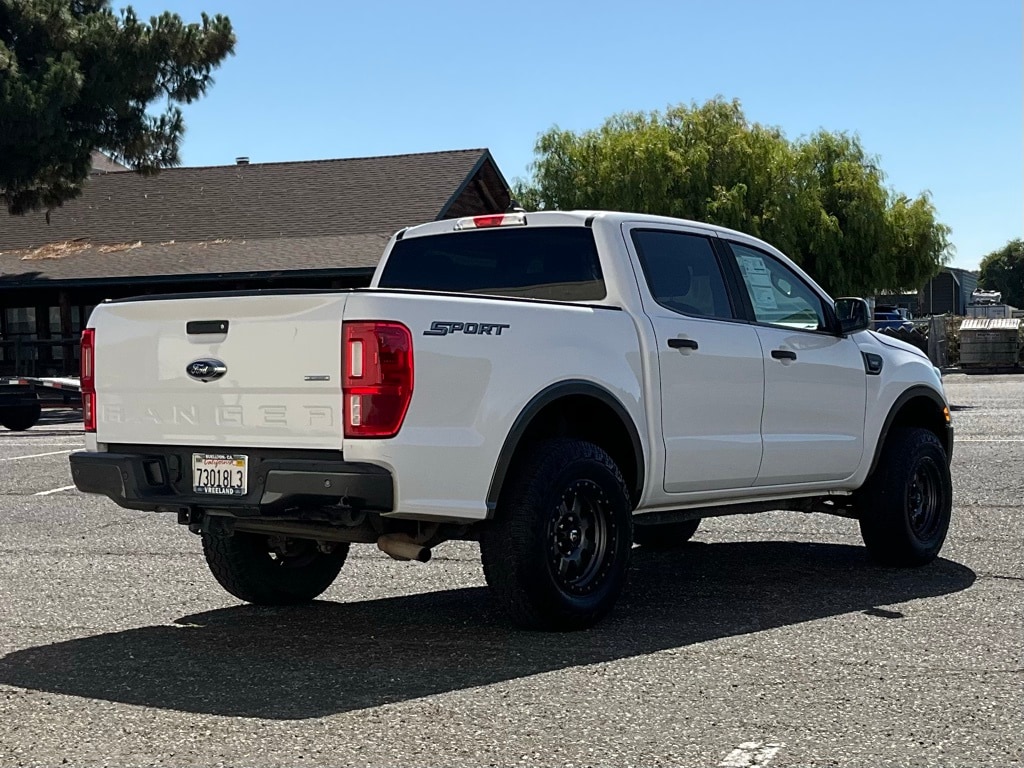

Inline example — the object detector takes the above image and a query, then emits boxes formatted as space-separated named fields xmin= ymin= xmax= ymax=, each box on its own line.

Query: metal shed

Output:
xmin=959 ymin=318 xmax=1022 ymax=368
xmin=920 ymin=267 xmax=979 ymax=316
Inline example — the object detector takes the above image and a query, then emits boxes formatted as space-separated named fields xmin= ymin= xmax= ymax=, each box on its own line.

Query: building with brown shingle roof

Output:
xmin=0 ymin=148 xmax=512 ymax=376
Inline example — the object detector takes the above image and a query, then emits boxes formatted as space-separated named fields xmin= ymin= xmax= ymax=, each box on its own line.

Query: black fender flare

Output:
xmin=485 ymin=380 xmax=645 ymax=515
xmin=867 ymin=385 xmax=953 ymax=477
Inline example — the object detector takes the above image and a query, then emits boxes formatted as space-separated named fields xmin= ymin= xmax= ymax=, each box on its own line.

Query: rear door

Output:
xmin=723 ymin=241 xmax=867 ymax=485
xmin=625 ymin=225 xmax=765 ymax=494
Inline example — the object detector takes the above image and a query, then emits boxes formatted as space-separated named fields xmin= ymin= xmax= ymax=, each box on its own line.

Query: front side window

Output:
xmin=729 ymin=243 xmax=828 ymax=331
xmin=631 ymin=229 xmax=735 ymax=320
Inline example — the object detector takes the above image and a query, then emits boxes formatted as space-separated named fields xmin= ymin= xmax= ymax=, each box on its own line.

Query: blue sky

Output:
xmin=127 ymin=0 xmax=1022 ymax=271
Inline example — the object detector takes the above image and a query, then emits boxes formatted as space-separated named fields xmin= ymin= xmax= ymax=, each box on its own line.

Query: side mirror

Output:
xmin=834 ymin=297 xmax=871 ymax=335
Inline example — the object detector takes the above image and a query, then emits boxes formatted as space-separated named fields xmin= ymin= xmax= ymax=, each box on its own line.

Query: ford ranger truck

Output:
xmin=70 ymin=211 xmax=954 ymax=630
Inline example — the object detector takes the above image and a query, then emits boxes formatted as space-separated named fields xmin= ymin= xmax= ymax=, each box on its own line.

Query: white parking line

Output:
xmin=955 ymin=437 xmax=1024 ymax=442
xmin=33 ymin=485 xmax=77 ymax=496
xmin=1 ymin=450 xmax=74 ymax=462
xmin=0 ymin=442 xmax=82 ymax=446
xmin=719 ymin=742 xmax=784 ymax=767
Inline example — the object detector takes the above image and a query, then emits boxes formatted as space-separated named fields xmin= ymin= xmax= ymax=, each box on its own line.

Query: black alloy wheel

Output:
xmin=548 ymin=479 xmax=616 ymax=596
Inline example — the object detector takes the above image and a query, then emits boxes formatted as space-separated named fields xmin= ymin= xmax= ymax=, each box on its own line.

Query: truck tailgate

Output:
xmin=89 ymin=292 xmax=349 ymax=449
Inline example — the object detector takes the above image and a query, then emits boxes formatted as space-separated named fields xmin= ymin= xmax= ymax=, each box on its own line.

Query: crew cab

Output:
xmin=70 ymin=211 xmax=954 ymax=630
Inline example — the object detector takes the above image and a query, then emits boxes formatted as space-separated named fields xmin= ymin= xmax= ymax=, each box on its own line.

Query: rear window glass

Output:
xmin=378 ymin=227 xmax=606 ymax=302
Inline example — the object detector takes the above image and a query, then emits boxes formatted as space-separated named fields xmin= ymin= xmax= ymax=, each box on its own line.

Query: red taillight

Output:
xmin=81 ymin=329 xmax=96 ymax=433
xmin=342 ymin=321 xmax=413 ymax=438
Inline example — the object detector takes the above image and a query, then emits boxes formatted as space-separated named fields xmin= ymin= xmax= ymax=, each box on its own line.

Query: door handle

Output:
xmin=771 ymin=349 xmax=797 ymax=361
xmin=668 ymin=338 xmax=699 ymax=350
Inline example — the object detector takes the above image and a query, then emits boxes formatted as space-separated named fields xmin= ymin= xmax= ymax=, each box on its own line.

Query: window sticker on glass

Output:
xmin=751 ymin=285 xmax=778 ymax=310
xmin=737 ymin=254 xmax=777 ymax=309
xmin=738 ymin=254 xmax=773 ymax=288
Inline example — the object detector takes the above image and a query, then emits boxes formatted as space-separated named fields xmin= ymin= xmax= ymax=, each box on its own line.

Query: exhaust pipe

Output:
xmin=377 ymin=533 xmax=431 ymax=563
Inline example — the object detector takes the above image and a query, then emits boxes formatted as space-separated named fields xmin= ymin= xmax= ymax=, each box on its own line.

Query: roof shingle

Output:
xmin=0 ymin=233 xmax=391 ymax=284
xmin=0 ymin=149 xmax=495 ymax=250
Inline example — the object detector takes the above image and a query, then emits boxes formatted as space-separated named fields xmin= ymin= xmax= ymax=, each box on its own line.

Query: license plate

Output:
xmin=192 ymin=453 xmax=248 ymax=496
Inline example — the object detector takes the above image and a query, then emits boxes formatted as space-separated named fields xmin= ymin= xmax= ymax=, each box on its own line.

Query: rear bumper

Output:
xmin=69 ymin=447 xmax=394 ymax=516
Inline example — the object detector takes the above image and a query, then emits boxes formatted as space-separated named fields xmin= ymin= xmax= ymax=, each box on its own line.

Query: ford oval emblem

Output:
xmin=186 ymin=359 xmax=227 ymax=382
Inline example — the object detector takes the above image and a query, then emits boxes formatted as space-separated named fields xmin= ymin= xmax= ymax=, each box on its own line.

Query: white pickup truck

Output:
xmin=70 ymin=211 xmax=953 ymax=630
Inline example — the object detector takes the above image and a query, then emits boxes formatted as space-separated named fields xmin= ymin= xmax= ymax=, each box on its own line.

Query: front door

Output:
xmin=725 ymin=241 xmax=867 ymax=485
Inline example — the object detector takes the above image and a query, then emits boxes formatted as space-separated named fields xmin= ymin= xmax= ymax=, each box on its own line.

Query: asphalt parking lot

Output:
xmin=1 ymin=375 xmax=1021 ymax=767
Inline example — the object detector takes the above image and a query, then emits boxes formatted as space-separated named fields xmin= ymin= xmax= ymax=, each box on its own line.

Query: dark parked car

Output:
xmin=873 ymin=310 xmax=914 ymax=332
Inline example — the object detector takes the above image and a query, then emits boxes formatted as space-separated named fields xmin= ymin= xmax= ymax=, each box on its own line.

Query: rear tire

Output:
xmin=633 ymin=518 xmax=700 ymax=549
xmin=480 ymin=439 xmax=633 ymax=631
xmin=858 ymin=427 xmax=952 ymax=566
xmin=201 ymin=530 xmax=348 ymax=605
xmin=0 ymin=402 xmax=42 ymax=431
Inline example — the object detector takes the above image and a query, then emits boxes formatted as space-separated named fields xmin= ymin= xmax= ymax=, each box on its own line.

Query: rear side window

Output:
xmin=378 ymin=227 xmax=606 ymax=302
xmin=631 ymin=229 xmax=736 ymax=320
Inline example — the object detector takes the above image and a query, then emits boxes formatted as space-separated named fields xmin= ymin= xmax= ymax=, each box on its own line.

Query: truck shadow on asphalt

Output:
xmin=0 ymin=540 xmax=975 ymax=719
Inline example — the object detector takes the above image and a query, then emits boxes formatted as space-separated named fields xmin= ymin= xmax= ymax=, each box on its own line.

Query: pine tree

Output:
xmin=1 ymin=0 xmax=235 ymax=215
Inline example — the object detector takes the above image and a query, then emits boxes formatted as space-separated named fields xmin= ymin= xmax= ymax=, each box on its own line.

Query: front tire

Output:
xmin=201 ymin=530 xmax=348 ymax=605
xmin=858 ymin=427 xmax=952 ymax=566
xmin=480 ymin=439 xmax=633 ymax=630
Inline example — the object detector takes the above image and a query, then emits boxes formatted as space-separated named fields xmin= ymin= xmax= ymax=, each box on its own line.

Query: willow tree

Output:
xmin=516 ymin=98 xmax=950 ymax=297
